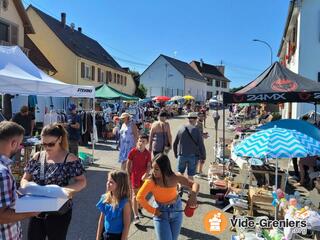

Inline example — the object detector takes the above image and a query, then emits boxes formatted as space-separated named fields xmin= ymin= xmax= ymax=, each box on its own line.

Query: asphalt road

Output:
xmin=22 ymin=110 xmax=235 ymax=240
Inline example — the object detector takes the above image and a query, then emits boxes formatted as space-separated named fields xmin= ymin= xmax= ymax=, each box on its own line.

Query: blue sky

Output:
xmin=22 ymin=0 xmax=290 ymax=88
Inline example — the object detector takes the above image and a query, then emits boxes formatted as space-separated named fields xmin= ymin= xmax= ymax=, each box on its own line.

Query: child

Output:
xmin=96 ymin=171 xmax=131 ymax=240
xmin=126 ymin=134 xmax=151 ymax=225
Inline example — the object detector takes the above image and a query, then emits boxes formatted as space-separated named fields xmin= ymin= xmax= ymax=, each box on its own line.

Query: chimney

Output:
xmin=200 ymin=58 xmax=204 ymax=68
xmin=61 ymin=12 xmax=66 ymax=28
xmin=216 ymin=65 xmax=225 ymax=75
xmin=78 ymin=27 xmax=82 ymax=33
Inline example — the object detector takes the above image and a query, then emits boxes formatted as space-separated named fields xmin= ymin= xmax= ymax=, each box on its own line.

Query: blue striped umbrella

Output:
xmin=234 ymin=127 xmax=320 ymax=159
xmin=234 ymin=127 xmax=320 ymax=219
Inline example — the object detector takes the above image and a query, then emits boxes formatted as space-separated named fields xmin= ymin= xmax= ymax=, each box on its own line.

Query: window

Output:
xmin=0 ymin=22 xmax=9 ymax=42
xmin=113 ymin=73 xmax=116 ymax=83
xmin=84 ymin=65 xmax=92 ymax=79
xmin=117 ymin=74 xmax=120 ymax=84
xmin=101 ymin=71 xmax=105 ymax=83
xmin=81 ymin=62 xmax=85 ymax=78
xmin=215 ymin=80 xmax=220 ymax=87
xmin=106 ymin=71 xmax=111 ymax=83
xmin=91 ymin=66 xmax=95 ymax=81
xmin=97 ymin=68 xmax=101 ymax=82
xmin=221 ymin=82 xmax=227 ymax=88
xmin=216 ymin=90 xmax=219 ymax=95
xmin=124 ymin=76 xmax=127 ymax=86
xmin=120 ymin=75 xmax=123 ymax=85
xmin=207 ymin=78 xmax=213 ymax=86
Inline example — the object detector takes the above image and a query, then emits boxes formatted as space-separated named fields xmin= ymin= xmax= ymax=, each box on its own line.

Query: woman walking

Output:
xmin=137 ymin=154 xmax=199 ymax=240
xmin=118 ymin=113 xmax=138 ymax=170
xmin=149 ymin=112 xmax=172 ymax=157
xmin=21 ymin=123 xmax=86 ymax=240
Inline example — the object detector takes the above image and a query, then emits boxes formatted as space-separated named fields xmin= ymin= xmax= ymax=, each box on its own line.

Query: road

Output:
xmin=22 ymin=110 xmax=235 ymax=240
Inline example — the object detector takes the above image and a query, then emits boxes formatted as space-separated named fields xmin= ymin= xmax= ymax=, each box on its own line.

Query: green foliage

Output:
xmin=230 ymin=86 xmax=244 ymax=93
xmin=135 ymin=84 xmax=147 ymax=99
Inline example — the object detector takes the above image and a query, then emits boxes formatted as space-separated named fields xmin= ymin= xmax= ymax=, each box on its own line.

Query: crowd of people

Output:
xmin=0 ymin=100 xmax=210 ymax=240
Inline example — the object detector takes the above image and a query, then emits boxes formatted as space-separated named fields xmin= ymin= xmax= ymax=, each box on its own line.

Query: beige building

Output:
xmin=0 ymin=0 xmax=34 ymax=53
xmin=26 ymin=5 xmax=136 ymax=95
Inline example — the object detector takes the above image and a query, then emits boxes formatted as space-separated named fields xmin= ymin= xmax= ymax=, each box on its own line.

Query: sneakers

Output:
xmin=133 ymin=216 xmax=141 ymax=225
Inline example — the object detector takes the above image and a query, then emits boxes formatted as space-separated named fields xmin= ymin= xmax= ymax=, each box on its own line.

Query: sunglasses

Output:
xmin=41 ymin=138 xmax=59 ymax=148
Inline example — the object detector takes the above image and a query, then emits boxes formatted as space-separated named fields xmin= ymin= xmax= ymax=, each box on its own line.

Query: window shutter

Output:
xmin=81 ymin=62 xmax=85 ymax=78
xmin=98 ymin=68 xmax=101 ymax=82
xmin=113 ymin=73 xmax=116 ymax=83
xmin=124 ymin=76 xmax=127 ymax=86
xmin=91 ymin=66 xmax=95 ymax=80
xmin=120 ymin=75 xmax=123 ymax=85
xmin=10 ymin=25 xmax=18 ymax=45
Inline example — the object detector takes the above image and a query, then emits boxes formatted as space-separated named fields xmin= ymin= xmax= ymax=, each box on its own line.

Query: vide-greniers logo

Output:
xmin=77 ymin=88 xmax=93 ymax=93
xmin=203 ymin=210 xmax=308 ymax=235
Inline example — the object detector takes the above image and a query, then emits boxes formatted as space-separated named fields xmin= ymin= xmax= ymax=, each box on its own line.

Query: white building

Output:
xmin=190 ymin=60 xmax=230 ymax=100
xmin=139 ymin=54 xmax=207 ymax=102
xmin=278 ymin=0 xmax=320 ymax=119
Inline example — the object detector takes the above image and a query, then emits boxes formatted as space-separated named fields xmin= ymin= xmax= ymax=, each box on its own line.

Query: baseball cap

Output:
xmin=68 ymin=104 xmax=77 ymax=111
xmin=187 ymin=112 xmax=198 ymax=118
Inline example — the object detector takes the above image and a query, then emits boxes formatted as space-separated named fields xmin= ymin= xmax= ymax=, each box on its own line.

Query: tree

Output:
xmin=135 ymin=84 xmax=147 ymax=99
xmin=230 ymin=86 xmax=244 ymax=93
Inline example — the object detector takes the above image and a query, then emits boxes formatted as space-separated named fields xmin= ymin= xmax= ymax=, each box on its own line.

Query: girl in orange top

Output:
xmin=136 ymin=154 xmax=199 ymax=240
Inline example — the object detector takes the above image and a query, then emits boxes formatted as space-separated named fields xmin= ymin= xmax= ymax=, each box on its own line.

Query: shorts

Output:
xmin=177 ymin=155 xmax=197 ymax=176
xmin=131 ymin=174 xmax=144 ymax=189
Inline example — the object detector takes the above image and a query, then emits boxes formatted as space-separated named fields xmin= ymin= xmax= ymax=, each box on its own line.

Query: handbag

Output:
xmin=39 ymin=152 xmax=73 ymax=216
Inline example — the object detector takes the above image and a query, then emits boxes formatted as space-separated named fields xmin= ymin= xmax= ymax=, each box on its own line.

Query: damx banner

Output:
xmin=223 ymin=92 xmax=320 ymax=104
xmin=223 ymin=62 xmax=320 ymax=104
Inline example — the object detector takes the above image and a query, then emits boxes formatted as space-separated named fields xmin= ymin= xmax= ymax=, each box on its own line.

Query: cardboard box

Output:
xmin=15 ymin=195 xmax=68 ymax=213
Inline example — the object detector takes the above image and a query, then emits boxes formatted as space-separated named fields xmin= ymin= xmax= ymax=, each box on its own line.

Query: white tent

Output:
xmin=0 ymin=46 xmax=94 ymax=98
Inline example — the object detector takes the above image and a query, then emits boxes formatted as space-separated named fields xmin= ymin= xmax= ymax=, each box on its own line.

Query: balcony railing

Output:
xmin=0 ymin=40 xmax=30 ymax=56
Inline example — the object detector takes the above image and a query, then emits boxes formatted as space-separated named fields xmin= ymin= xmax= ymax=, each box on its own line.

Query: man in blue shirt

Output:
xmin=66 ymin=104 xmax=80 ymax=156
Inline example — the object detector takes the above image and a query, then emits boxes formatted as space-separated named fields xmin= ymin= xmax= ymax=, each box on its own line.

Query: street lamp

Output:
xmin=253 ymin=39 xmax=273 ymax=66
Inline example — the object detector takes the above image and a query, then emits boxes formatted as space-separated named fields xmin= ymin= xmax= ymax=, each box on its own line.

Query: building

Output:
xmin=0 ymin=0 xmax=34 ymax=54
xmin=24 ymin=35 xmax=57 ymax=75
xmin=139 ymin=54 xmax=207 ymax=102
xmin=0 ymin=0 xmax=35 ymax=119
xmin=278 ymin=0 xmax=320 ymax=119
xmin=26 ymin=5 xmax=136 ymax=95
xmin=190 ymin=60 xmax=230 ymax=100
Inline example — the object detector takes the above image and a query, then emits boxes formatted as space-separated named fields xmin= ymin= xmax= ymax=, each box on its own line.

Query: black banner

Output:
xmin=223 ymin=92 xmax=320 ymax=104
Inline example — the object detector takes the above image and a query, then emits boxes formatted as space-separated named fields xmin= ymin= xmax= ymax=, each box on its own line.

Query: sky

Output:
xmin=22 ymin=0 xmax=290 ymax=88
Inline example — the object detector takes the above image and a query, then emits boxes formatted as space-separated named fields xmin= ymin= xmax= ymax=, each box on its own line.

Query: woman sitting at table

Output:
xmin=21 ymin=123 xmax=86 ymax=240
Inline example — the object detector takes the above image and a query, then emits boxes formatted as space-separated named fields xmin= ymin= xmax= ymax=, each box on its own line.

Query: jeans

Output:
xmin=153 ymin=197 xmax=183 ymax=240
xmin=177 ymin=154 xmax=197 ymax=176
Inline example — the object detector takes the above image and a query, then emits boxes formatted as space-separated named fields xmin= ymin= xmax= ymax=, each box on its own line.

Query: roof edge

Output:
xmin=13 ymin=1 xmax=35 ymax=34
xmin=277 ymin=0 xmax=296 ymax=57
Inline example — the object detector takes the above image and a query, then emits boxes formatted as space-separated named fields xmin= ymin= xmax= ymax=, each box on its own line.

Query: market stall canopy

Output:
xmin=223 ymin=62 xmax=320 ymax=104
xmin=0 ymin=46 xmax=94 ymax=98
xmin=95 ymin=84 xmax=138 ymax=100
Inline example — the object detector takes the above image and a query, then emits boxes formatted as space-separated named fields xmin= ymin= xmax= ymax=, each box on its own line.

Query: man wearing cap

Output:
xmin=12 ymin=106 xmax=35 ymax=136
xmin=173 ymin=112 xmax=206 ymax=188
xmin=66 ymin=104 xmax=80 ymax=156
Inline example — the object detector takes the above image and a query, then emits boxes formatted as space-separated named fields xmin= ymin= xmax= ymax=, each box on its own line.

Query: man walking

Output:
xmin=0 ymin=121 xmax=38 ymax=239
xmin=173 ymin=112 xmax=206 ymax=183
xmin=66 ymin=104 xmax=81 ymax=156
